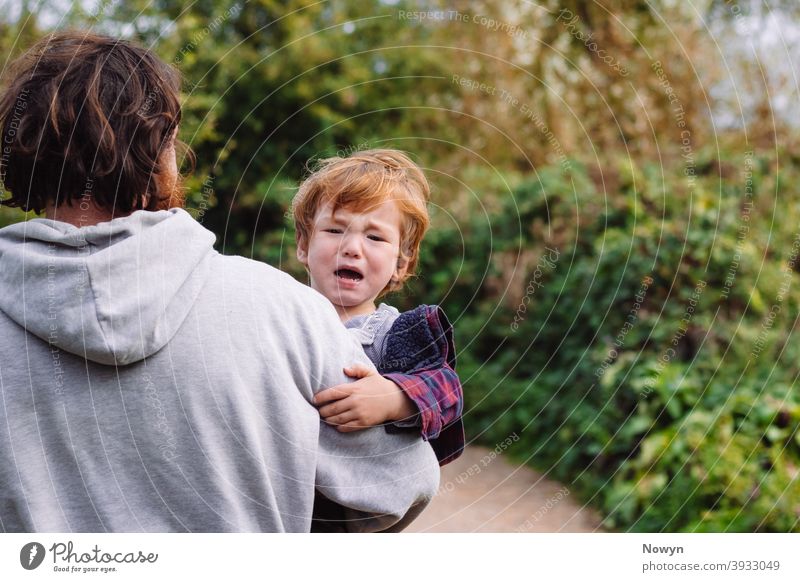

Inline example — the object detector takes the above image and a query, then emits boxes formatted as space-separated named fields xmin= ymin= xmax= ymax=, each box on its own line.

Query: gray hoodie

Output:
xmin=0 ymin=208 xmax=439 ymax=532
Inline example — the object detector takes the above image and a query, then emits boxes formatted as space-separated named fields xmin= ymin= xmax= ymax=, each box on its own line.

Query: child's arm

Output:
xmin=315 ymin=305 xmax=464 ymax=465
xmin=315 ymin=364 xmax=462 ymax=435
xmin=314 ymin=364 xmax=418 ymax=432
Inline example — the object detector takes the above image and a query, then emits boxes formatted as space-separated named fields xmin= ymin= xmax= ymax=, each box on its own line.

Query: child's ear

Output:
xmin=296 ymin=232 xmax=309 ymax=266
xmin=393 ymin=255 xmax=409 ymax=283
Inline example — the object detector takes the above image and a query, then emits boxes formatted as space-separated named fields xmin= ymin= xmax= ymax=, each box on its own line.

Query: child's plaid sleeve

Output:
xmin=380 ymin=305 xmax=465 ymax=466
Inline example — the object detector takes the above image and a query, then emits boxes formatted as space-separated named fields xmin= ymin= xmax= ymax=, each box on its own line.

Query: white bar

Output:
xmin=1 ymin=533 xmax=797 ymax=581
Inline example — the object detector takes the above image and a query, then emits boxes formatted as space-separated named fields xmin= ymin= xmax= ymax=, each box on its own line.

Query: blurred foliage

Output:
xmin=2 ymin=0 xmax=800 ymax=531
xmin=421 ymin=150 xmax=800 ymax=532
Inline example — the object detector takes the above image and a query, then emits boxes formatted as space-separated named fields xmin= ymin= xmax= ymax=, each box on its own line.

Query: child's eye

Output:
xmin=323 ymin=228 xmax=343 ymax=234
xmin=367 ymin=235 xmax=385 ymax=242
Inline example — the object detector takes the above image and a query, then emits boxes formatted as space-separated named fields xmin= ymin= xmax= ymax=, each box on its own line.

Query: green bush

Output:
xmin=423 ymin=151 xmax=800 ymax=532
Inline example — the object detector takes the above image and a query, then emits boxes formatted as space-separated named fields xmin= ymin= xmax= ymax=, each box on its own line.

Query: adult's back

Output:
xmin=0 ymin=205 xmax=439 ymax=533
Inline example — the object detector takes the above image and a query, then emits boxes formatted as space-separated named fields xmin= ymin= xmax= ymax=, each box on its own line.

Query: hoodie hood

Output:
xmin=0 ymin=208 xmax=216 ymax=365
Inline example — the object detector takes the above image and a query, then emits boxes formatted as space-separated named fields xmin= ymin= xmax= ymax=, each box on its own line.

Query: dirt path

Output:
xmin=406 ymin=446 xmax=603 ymax=532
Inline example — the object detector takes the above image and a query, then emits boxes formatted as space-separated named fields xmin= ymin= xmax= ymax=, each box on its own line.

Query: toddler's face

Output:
xmin=298 ymin=199 xmax=407 ymax=320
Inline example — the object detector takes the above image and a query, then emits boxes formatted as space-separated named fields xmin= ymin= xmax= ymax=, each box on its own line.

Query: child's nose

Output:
xmin=340 ymin=234 xmax=363 ymax=257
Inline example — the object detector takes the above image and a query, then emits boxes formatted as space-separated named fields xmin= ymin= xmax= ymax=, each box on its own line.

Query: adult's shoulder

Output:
xmin=210 ymin=254 xmax=323 ymax=299
xmin=209 ymin=253 xmax=345 ymax=330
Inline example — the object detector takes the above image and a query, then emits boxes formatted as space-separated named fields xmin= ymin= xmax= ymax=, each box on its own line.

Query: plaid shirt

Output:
xmin=348 ymin=304 xmax=464 ymax=466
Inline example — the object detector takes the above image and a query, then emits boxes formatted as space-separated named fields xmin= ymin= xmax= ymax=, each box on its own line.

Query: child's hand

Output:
xmin=314 ymin=365 xmax=417 ymax=432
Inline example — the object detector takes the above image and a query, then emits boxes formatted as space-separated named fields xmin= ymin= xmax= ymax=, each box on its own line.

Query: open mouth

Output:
xmin=335 ymin=268 xmax=363 ymax=282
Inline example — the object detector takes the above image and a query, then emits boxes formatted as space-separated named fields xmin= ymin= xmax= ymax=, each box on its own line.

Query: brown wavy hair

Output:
xmin=0 ymin=31 xmax=184 ymax=214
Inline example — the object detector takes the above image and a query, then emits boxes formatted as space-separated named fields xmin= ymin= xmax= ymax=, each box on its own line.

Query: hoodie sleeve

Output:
xmin=293 ymin=287 xmax=440 ymax=532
